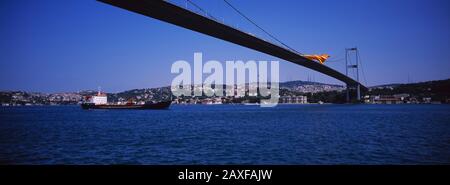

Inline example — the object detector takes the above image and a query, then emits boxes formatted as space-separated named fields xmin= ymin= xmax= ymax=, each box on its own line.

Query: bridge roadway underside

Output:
xmin=99 ymin=0 xmax=367 ymax=90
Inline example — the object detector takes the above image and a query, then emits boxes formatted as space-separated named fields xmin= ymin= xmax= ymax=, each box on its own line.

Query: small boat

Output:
xmin=243 ymin=103 xmax=260 ymax=106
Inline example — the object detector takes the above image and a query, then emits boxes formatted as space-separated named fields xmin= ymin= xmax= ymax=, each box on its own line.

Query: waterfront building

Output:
xmin=280 ymin=96 xmax=308 ymax=104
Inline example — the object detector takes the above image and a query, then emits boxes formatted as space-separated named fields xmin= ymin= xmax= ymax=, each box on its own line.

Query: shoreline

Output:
xmin=1 ymin=102 xmax=447 ymax=107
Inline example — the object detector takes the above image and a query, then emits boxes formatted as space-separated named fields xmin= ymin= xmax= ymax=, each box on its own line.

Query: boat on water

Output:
xmin=81 ymin=101 xmax=171 ymax=110
xmin=243 ymin=103 xmax=260 ymax=106
xmin=81 ymin=90 xmax=171 ymax=110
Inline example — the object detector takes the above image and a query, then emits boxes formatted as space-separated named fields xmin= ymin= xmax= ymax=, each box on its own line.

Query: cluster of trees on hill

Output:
xmin=305 ymin=79 xmax=450 ymax=103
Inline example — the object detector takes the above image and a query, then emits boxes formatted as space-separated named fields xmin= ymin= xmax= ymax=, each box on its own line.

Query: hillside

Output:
xmin=1 ymin=79 xmax=449 ymax=105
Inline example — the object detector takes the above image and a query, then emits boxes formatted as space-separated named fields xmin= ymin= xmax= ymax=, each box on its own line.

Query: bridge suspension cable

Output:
xmin=222 ymin=0 xmax=303 ymax=55
xmin=185 ymin=0 xmax=218 ymax=21
xmin=358 ymin=52 xmax=368 ymax=86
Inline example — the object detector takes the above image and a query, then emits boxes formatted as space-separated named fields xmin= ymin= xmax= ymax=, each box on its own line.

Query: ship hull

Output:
xmin=81 ymin=101 xmax=171 ymax=110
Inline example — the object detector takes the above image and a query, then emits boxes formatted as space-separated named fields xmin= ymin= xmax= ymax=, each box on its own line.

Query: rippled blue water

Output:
xmin=0 ymin=104 xmax=449 ymax=164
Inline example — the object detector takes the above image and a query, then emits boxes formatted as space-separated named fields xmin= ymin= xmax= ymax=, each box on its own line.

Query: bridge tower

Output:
xmin=345 ymin=48 xmax=361 ymax=103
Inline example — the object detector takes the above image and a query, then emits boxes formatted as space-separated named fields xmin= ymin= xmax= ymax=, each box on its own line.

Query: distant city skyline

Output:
xmin=1 ymin=0 xmax=449 ymax=93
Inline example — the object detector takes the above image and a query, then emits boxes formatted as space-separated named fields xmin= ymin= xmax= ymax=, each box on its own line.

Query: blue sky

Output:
xmin=0 ymin=0 xmax=449 ymax=92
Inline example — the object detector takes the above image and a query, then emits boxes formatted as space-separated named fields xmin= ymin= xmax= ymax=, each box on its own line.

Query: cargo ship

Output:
xmin=81 ymin=90 xmax=171 ymax=110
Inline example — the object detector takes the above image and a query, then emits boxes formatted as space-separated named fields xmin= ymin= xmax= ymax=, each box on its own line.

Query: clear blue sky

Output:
xmin=0 ymin=0 xmax=449 ymax=92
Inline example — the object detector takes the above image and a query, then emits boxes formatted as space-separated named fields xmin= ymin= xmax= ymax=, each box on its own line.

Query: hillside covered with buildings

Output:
xmin=1 ymin=79 xmax=449 ymax=106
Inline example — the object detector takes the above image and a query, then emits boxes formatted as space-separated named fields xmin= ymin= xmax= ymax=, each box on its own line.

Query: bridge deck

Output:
xmin=99 ymin=0 xmax=366 ymax=90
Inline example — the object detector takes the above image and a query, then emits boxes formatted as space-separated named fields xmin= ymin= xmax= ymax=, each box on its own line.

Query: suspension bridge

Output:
xmin=98 ymin=0 xmax=367 ymax=101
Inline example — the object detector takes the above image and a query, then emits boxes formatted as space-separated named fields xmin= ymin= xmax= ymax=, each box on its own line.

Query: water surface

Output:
xmin=0 ymin=104 xmax=449 ymax=164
